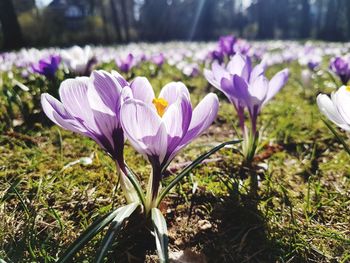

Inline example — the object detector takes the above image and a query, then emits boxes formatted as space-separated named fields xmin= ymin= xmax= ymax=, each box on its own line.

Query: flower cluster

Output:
xmin=41 ymin=70 xmax=219 ymax=210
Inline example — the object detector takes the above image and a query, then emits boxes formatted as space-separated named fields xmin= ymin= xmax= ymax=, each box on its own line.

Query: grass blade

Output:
xmin=57 ymin=208 xmax=121 ymax=263
xmin=156 ymin=140 xmax=241 ymax=206
xmin=94 ymin=202 xmax=139 ymax=263
xmin=151 ymin=208 xmax=169 ymax=263
xmin=1 ymin=177 xmax=22 ymax=203
xmin=323 ymin=119 xmax=350 ymax=156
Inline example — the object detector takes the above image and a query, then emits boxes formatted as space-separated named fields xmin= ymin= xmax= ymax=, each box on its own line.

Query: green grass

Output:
xmin=0 ymin=57 xmax=349 ymax=262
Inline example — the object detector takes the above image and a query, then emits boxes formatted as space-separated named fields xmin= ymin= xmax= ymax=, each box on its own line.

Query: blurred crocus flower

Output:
xmin=235 ymin=39 xmax=251 ymax=55
xmin=151 ymin=53 xmax=165 ymax=67
xmin=120 ymin=78 xmax=219 ymax=208
xmin=210 ymin=35 xmax=249 ymax=63
xmin=330 ymin=56 xmax=350 ymax=85
xmin=205 ymin=54 xmax=289 ymax=161
xmin=219 ymin=35 xmax=237 ymax=57
xmin=182 ymin=63 xmax=200 ymax=77
xmin=301 ymin=69 xmax=312 ymax=87
xmin=41 ymin=70 xmax=138 ymax=202
xmin=61 ymin=46 xmax=96 ymax=75
xmin=116 ymin=53 xmax=134 ymax=73
xmin=317 ymin=85 xmax=350 ymax=131
xmin=298 ymin=46 xmax=322 ymax=71
xmin=32 ymin=55 xmax=61 ymax=79
xmin=209 ymin=49 xmax=225 ymax=64
xmin=299 ymin=55 xmax=321 ymax=71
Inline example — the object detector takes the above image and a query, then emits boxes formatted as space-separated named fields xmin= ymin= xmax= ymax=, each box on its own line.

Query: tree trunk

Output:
xmin=100 ymin=0 xmax=110 ymax=43
xmin=0 ymin=0 xmax=24 ymax=50
xmin=110 ymin=0 xmax=123 ymax=42
xmin=120 ymin=0 xmax=130 ymax=42
xmin=257 ymin=0 xmax=274 ymax=39
xmin=300 ymin=0 xmax=311 ymax=38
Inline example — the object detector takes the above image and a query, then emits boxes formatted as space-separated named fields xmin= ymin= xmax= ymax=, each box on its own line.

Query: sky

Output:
xmin=35 ymin=0 xmax=52 ymax=8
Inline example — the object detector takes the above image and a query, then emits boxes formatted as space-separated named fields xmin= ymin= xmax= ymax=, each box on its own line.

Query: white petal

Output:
xmin=317 ymin=94 xmax=350 ymax=131
xmin=121 ymin=99 xmax=168 ymax=163
xmin=130 ymin=77 xmax=155 ymax=105
xmin=159 ymin=82 xmax=190 ymax=105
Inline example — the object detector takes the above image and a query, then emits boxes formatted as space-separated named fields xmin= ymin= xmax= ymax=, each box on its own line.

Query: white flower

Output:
xmin=61 ymin=46 xmax=94 ymax=74
xmin=317 ymin=85 xmax=350 ymax=131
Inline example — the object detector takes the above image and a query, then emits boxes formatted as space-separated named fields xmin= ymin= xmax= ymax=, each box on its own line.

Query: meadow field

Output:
xmin=0 ymin=39 xmax=349 ymax=263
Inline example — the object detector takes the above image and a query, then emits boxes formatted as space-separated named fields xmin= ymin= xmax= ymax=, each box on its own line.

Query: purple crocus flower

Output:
xmin=41 ymin=70 xmax=140 ymax=203
xmin=32 ymin=55 xmax=61 ymax=79
xmin=116 ymin=53 xmax=134 ymax=73
xmin=235 ymin=40 xmax=251 ymax=55
xmin=41 ymin=70 xmax=127 ymax=163
xmin=120 ymin=78 xmax=219 ymax=206
xmin=330 ymin=57 xmax=350 ymax=85
xmin=204 ymin=54 xmax=259 ymax=131
xmin=219 ymin=35 xmax=237 ymax=57
xmin=205 ymin=54 xmax=289 ymax=160
xmin=151 ymin=53 xmax=165 ymax=67
xmin=210 ymin=35 xmax=247 ymax=63
xmin=221 ymin=67 xmax=289 ymax=134
xmin=298 ymin=47 xmax=321 ymax=71
xmin=210 ymin=49 xmax=225 ymax=64
xmin=308 ymin=61 xmax=319 ymax=71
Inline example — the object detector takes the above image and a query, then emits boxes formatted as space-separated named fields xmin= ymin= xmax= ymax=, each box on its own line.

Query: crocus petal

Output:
xmin=333 ymin=86 xmax=350 ymax=124
xmin=59 ymin=77 xmax=98 ymax=131
xmin=203 ymin=68 xmax=219 ymax=88
xmin=159 ymin=82 xmax=190 ymax=105
xmin=121 ymin=99 xmax=168 ymax=163
xmin=218 ymin=77 xmax=233 ymax=95
xmin=88 ymin=70 xmax=122 ymax=116
xmin=130 ymin=77 xmax=155 ymax=105
xmin=111 ymin=70 xmax=129 ymax=88
xmin=241 ymin=56 xmax=252 ymax=81
xmin=250 ymin=63 xmax=266 ymax=83
xmin=317 ymin=93 xmax=350 ymax=131
xmin=87 ymin=74 xmax=121 ymax=151
xmin=175 ymin=93 xmax=219 ymax=152
xmin=41 ymin=93 xmax=87 ymax=134
xmin=226 ymin=54 xmax=246 ymax=76
xmin=264 ymin=69 xmax=289 ymax=104
xmin=227 ymin=54 xmax=251 ymax=81
xmin=162 ymin=94 xmax=192 ymax=158
xmin=211 ymin=61 xmax=230 ymax=83
xmin=232 ymin=75 xmax=251 ymax=104
xmin=248 ymin=74 xmax=269 ymax=104
xmin=121 ymin=86 xmax=133 ymax=101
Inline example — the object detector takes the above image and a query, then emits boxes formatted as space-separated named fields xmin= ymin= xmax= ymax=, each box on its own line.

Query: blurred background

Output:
xmin=1 ymin=0 xmax=350 ymax=50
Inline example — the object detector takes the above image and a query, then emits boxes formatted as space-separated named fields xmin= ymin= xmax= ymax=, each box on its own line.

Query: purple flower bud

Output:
xmin=116 ymin=53 xmax=134 ymax=73
xmin=330 ymin=56 xmax=350 ymax=85
xmin=32 ymin=55 xmax=61 ymax=79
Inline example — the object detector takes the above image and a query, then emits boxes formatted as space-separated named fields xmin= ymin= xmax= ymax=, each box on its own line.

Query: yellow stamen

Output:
xmin=152 ymin=98 xmax=168 ymax=117
xmin=346 ymin=86 xmax=350 ymax=92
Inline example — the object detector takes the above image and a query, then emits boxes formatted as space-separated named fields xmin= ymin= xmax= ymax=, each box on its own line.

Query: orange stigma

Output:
xmin=152 ymin=98 xmax=168 ymax=117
